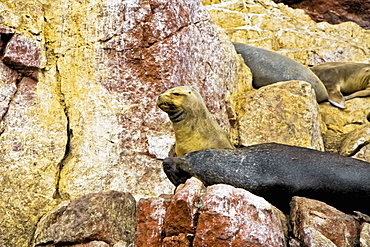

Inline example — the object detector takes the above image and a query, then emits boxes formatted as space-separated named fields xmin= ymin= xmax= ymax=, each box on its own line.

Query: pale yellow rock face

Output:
xmin=0 ymin=0 xmax=250 ymax=246
xmin=235 ymin=80 xmax=325 ymax=150
xmin=203 ymin=0 xmax=370 ymax=65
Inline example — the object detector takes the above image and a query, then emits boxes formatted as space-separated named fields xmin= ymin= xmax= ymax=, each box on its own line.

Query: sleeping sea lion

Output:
xmin=157 ymin=86 xmax=234 ymax=157
xmin=310 ymin=62 xmax=370 ymax=109
xmin=163 ymin=143 xmax=370 ymax=214
xmin=232 ymin=42 xmax=329 ymax=103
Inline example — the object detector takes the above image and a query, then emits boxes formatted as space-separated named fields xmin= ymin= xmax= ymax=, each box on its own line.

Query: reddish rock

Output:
xmin=162 ymin=233 xmax=192 ymax=247
xmin=290 ymin=196 xmax=360 ymax=246
xmin=12 ymin=77 xmax=38 ymax=105
xmin=34 ymin=191 xmax=136 ymax=246
xmin=164 ymin=177 xmax=206 ymax=236
xmin=3 ymin=33 xmax=41 ymax=70
xmin=274 ymin=0 xmax=370 ymax=29
xmin=193 ymin=184 xmax=287 ymax=247
xmin=136 ymin=195 xmax=173 ymax=247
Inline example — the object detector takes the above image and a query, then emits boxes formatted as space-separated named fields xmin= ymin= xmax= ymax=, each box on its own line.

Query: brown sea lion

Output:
xmin=232 ymin=42 xmax=329 ymax=103
xmin=310 ymin=62 xmax=370 ymax=109
xmin=157 ymin=86 xmax=234 ymax=157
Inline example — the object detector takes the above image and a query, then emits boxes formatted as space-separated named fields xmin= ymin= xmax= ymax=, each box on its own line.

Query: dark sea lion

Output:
xmin=232 ymin=42 xmax=329 ymax=102
xmin=310 ymin=62 xmax=370 ymax=109
xmin=157 ymin=86 xmax=234 ymax=157
xmin=163 ymin=143 xmax=370 ymax=214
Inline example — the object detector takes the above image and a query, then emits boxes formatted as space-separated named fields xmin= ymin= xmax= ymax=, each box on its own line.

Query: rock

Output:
xmin=164 ymin=177 xmax=206 ymax=237
xmin=360 ymin=223 xmax=370 ymax=247
xmin=54 ymin=0 xmax=249 ymax=202
xmin=236 ymin=80 xmax=325 ymax=150
xmin=34 ymin=191 xmax=136 ymax=246
xmin=203 ymin=0 xmax=370 ymax=65
xmin=193 ymin=183 xmax=287 ymax=246
xmin=135 ymin=195 xmax=173 ymax=247
xmin=0 ymin=62 xmax=19 ymax=119
xmin=274 ymin=0 xmax=370 ymax=30
xmin=0 ymin=0 xmax=250 ymax=245
xmin=67 ymin=241 xmax=111 ymax=247
xmin=162 ymin=234 xmax=192 ymax=247
xmin=290 ymin=196 xmax=360 ymax=247
xmin=3 ymin=33 xmax=41 ymax=70
xmin=339 ymin=123 xmax=370 ymax=160
xmin=319 ymin=98 xmax=370 ymax=154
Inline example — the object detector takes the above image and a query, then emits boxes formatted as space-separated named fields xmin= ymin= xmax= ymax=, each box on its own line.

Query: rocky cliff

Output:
xmin=0 ymin=0 xmax=369 ymax=246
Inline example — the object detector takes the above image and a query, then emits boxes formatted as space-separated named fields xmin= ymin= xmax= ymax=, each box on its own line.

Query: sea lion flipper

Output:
xmin=325 ymin=83 xmax=346 ymax=109
xmin=344 ymin=87 xmax=370 ymax=101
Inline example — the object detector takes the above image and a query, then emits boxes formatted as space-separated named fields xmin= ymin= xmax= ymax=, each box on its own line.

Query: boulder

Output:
xmin=135 ymin=195 xmax=173 ymax=247
xmin=290 ymin=196 xmax=360 ymax=246
xmin=193 ymin=183 xmax=287 ymax=246
xmin=33 ymin=191 xmax=136 ymax=246
xmin=235 ymin=80 xmax=325 ymax=150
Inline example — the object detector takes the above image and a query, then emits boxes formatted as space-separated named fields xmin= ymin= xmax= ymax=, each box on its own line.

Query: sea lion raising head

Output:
xmin=310 ymin=62 xmax=370 ymax=109
xmin=157 ymin=86 xmax=234 ymax=157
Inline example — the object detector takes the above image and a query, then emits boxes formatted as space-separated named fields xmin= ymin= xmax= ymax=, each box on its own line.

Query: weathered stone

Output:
xmin=164 ymin=144 xmax=370 ymax=214
xmin=360 ymin=223 xmax=370 ymax=247
xmin=319 ymin=98 xmax=370 ymax=154
xmin=0 ymin=71 xmax=65 ymax=247
xmin=236 ymin=80 xmax=325 ymax=150
xmin=162 ymin=233 xmax=192 ymax=247
xmin=164 ymin=177 xmax=206 ymax=236
xmin=3 ymin=33 xmax=41 ymax=69
xmin=193 ymin=183 xmax=287 ymax=246
xmin=34 ymin=191 xmax=136 ymax=246
xmin=135 ymin=195 xmax=173 ymax=247
xmin=290 ymin=196 xmax=360 ymax=247
xmin=55 ymin=0 xmax=249 ymax=202
xmin=0 ymin=62 xmax=19 ymax=119
xmin=203 ymin=0 xmax=370 ymax=65
xmin=339 ymin=124 xmax=370 ymax=160
xmin=274 ymin=0 xmax=370 ymax=30
xmin=68 ymin=241 xmax=111 ymax=247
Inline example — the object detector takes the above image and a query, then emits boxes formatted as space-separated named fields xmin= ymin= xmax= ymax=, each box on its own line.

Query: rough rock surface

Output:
xmin=202 ymin=0 xmax=370 ymax=65
xmin=136 ymin=177 xmax=288 ymax=246
xmin=236 ymin=80 xmax=325 ymax=150
xmin=360 ymin=223 xmax=370 ymax=247
xmin=319 ymin=98 xmax=370 ymax=159
xmin=1 ymin=0 xmax=370 ymax=246
xmin=136 ymin=195 xmax=173 ymax=247
xmin=193 ymin=183 xmax=287 ymax=246
xmin=290 ymin=196 xmax=360 ymax=247
xmin=0 ymin=0 xmax=249 ymax=246
xmin=273 ymin=0 xmax=370 ymax=30
xmin=33 ymin=191 xmax=136 ymax=246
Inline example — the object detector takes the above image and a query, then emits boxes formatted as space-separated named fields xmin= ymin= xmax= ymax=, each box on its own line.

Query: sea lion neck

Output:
xmin=169 ymin=110 xmax=186 ymax=122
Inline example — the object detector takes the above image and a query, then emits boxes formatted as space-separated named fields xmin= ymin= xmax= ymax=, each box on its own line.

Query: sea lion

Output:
xmin=232 ymin=42 xmax=329 ymax=103
xmin=157 ymin=86 xmax=234 ymax=157
xmin=310 ymin=62 xmax=370 ymax=109
xmin=163 ymin=143 xmax=370 ymax=214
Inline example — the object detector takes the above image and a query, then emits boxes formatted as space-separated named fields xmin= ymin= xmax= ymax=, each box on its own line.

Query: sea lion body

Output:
xmin=157 ymin=86 xmax=234 ymax=156
xmin=163 ymin=143 xmax=370 ymax=213
xmin=310 ymin=62 xmax=370 ymax=109
xmin=232 ymin=42 xmax=329 ymax=102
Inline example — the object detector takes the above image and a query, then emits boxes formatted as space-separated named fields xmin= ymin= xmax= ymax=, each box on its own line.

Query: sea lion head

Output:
xmin=157 ymin=86 xmax=207 ymax=122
